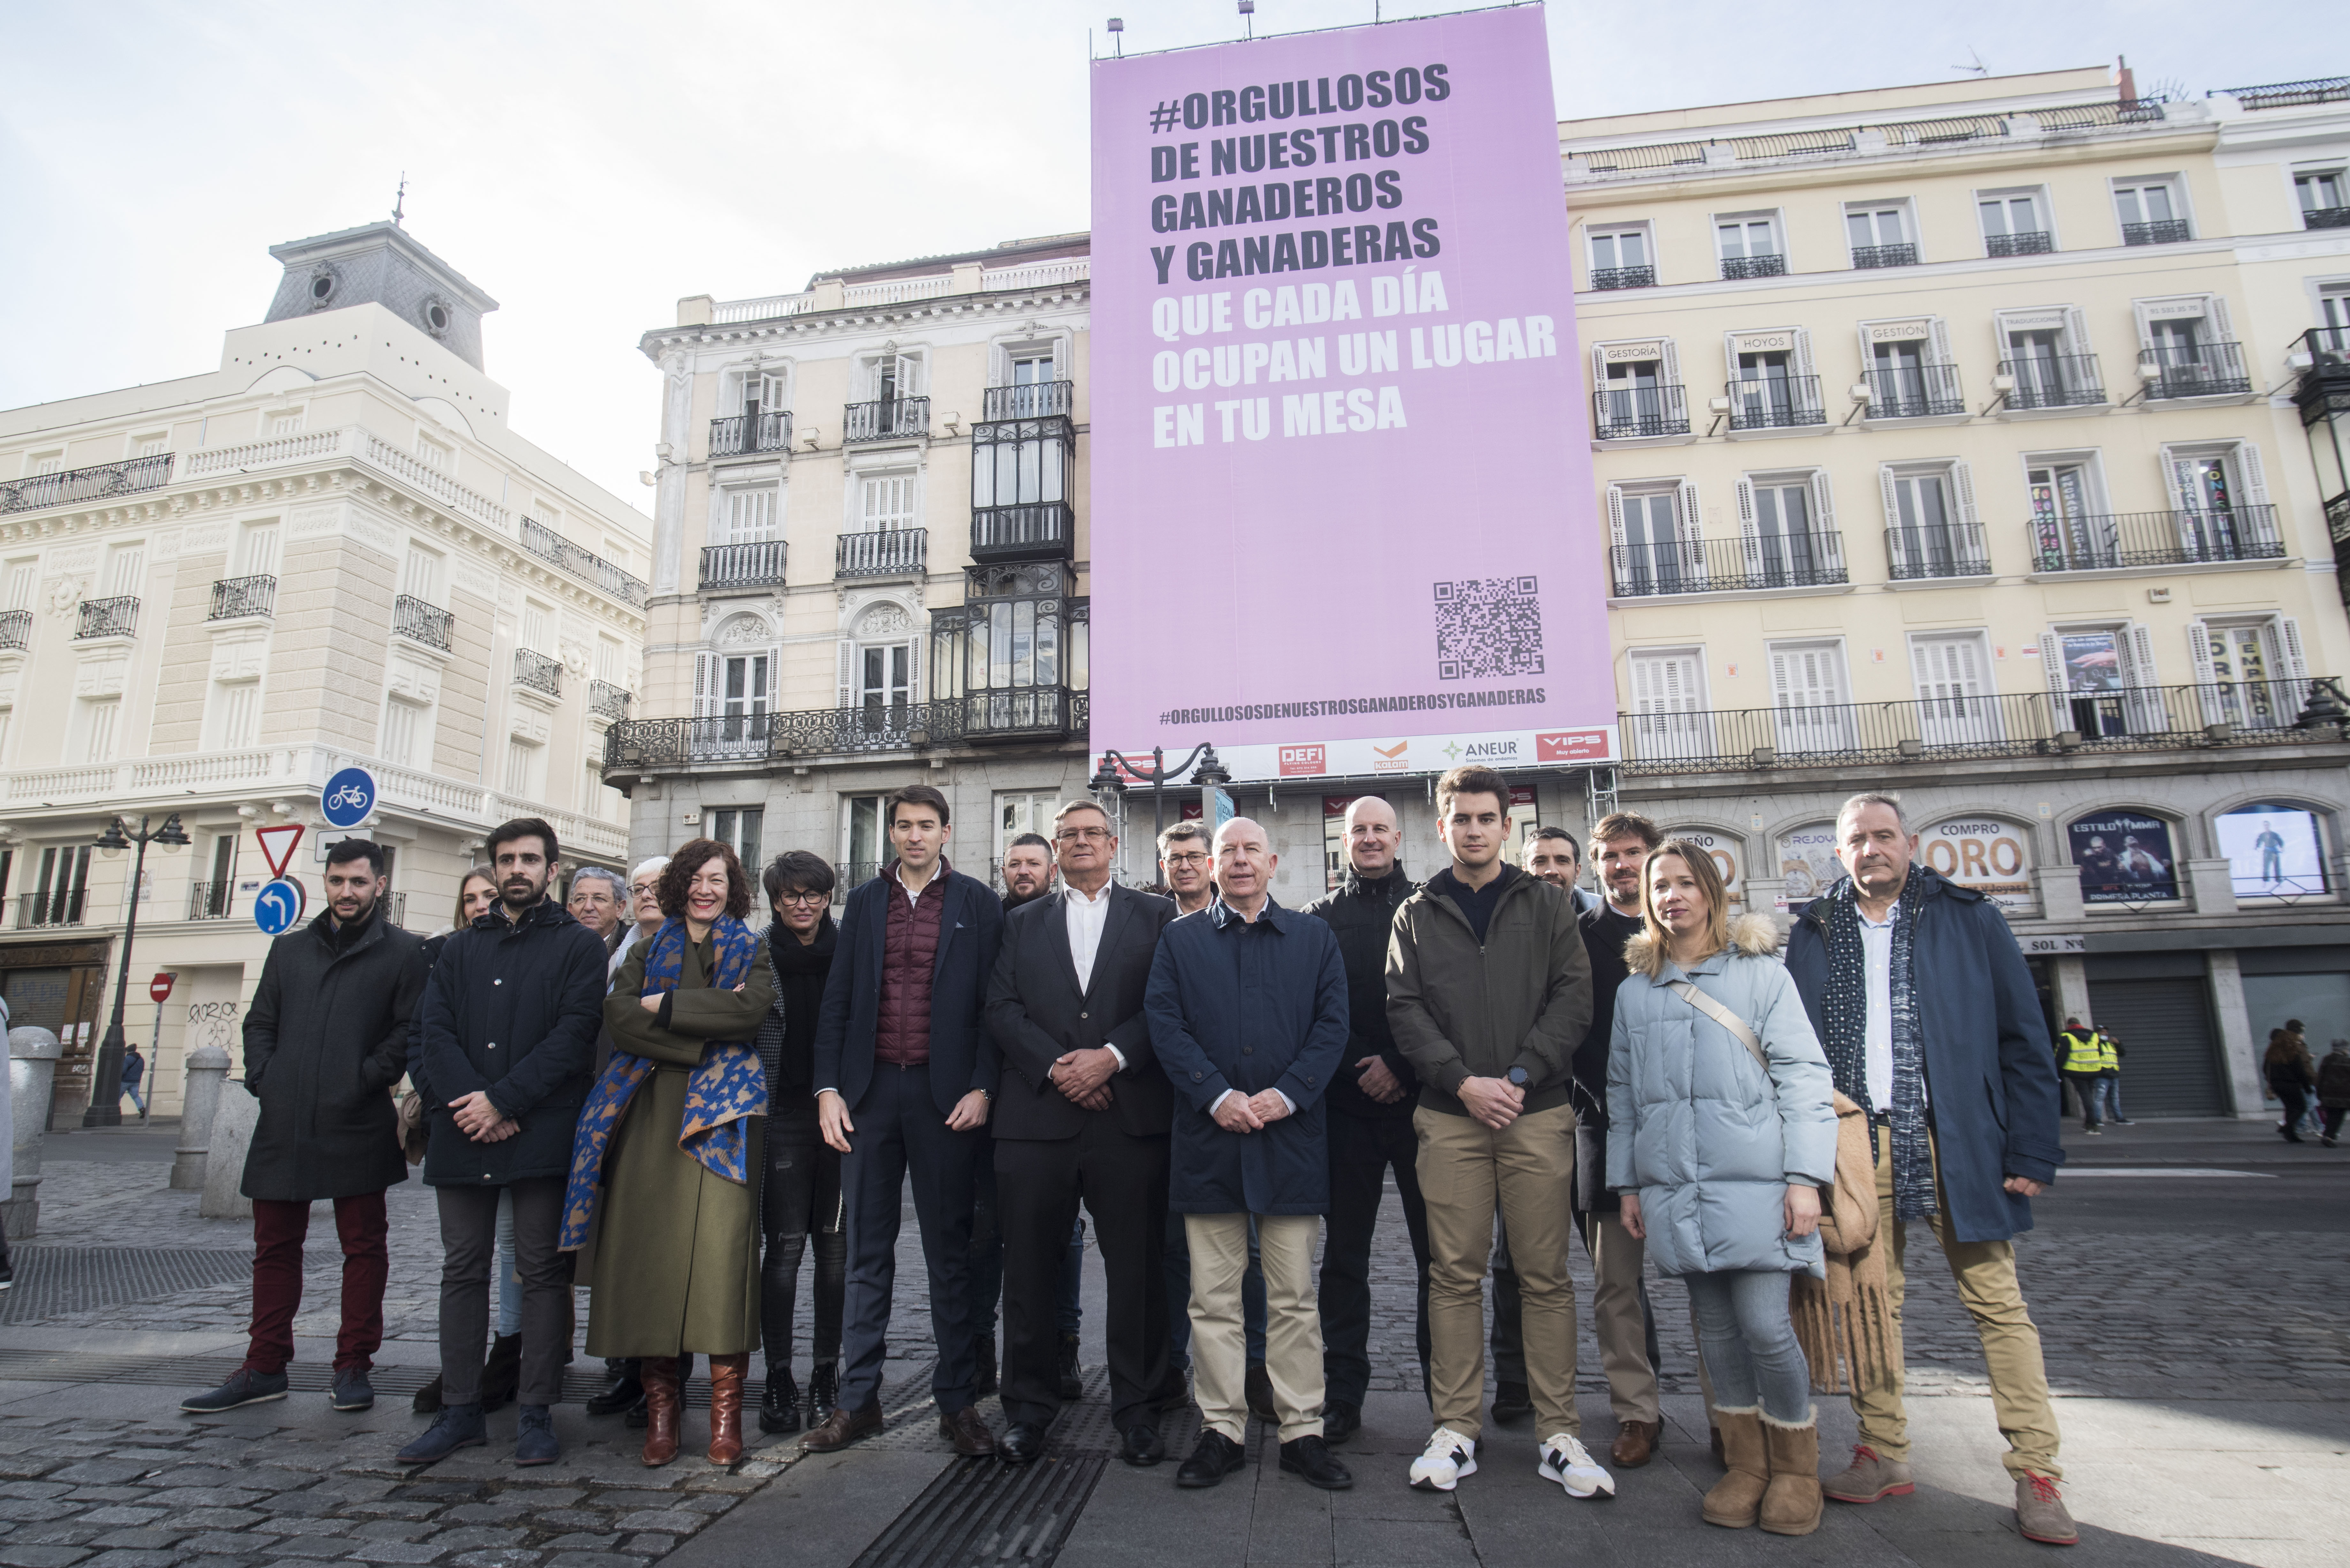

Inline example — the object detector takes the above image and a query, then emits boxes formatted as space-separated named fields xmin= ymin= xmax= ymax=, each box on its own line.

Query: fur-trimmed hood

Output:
xmin=1624 ymin=912 xmax=1784 ymax=975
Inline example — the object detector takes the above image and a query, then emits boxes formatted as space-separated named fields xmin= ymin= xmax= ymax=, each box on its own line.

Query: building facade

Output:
xmin=610 ymin=237 xmax=1095 ymax=891
xmin=0 ymin=222 xmax=648 ymax=1124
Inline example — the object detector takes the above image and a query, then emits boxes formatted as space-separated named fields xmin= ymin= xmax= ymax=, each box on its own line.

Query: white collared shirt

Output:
xmin=894 ymin=857 xmax=944 ymax=905
xmin=1858 ymin=900 xmax=1924 ymax=1109
xmin=1064 ymin=880 xmax=1113 ymax=993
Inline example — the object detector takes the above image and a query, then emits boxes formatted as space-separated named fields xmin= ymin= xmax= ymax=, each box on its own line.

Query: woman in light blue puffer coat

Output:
xmin=1607 ymin=840 xmax=1835 ymax=1537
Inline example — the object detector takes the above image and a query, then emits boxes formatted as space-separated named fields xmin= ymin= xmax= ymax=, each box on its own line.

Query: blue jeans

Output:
xmin=494 ymin=1190 xmax=521 ymax=1337
xmin=1166 ymin=1215 xmax=1265 ymax=1370
xmin=1683 ymin=1269 xmax=1811 ymax=1425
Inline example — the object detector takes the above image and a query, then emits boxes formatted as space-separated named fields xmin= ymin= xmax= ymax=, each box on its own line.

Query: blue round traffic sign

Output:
xmin=322 ymin=766 xmax=377 ymax=829
xmin=254 ymin=878 xmax=306 ymax=935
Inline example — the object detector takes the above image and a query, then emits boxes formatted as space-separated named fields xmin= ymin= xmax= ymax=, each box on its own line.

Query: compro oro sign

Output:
xmin=1919 ymin=817 xmax=2036 ymax=910
xmin=1088 ymin=6 xmax=1610 ymax=784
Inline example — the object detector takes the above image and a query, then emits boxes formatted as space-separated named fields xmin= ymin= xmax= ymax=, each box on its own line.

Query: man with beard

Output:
xmin=1001 ymin=833 xmax=1057 ymax=908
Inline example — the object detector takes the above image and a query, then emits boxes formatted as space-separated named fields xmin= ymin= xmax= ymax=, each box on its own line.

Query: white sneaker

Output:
xmin=1409 ymin=1426 xmax=1478 ymax=1491
xmin=1537 ymin=1432 xmax=1615 ymax=1498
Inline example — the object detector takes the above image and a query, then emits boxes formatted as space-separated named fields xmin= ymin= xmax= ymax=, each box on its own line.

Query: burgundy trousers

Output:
xmin=244 ymin=1192 xmax=390 ymax=1375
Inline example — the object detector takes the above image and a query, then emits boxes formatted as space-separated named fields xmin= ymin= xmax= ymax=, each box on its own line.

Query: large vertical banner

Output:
xmin=1089 ymin=5 xmax=1607 ymax=784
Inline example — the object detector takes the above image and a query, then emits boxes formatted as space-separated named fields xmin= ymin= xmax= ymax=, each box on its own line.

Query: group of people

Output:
xmin=2264 ymin=1022 xmax=2350 ymax=1145
xmin=177 ymin=768 xmax=2082 ymax=1545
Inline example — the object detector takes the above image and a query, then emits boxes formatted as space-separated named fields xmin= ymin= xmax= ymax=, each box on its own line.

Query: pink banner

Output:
xmin=1088 ymin=5 xmax=1609 ymax=784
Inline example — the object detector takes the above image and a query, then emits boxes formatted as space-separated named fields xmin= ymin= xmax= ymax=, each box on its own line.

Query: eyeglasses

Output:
xmin=1056 ymin=826 xmax=1111 ymax=843
xmin=776 ymin=889 xmax=829 ymax=905
xmin=629 ymin=881 xmax=659 ymax=895
xmin=1163 ymin=851 xmax=1211 ymax=868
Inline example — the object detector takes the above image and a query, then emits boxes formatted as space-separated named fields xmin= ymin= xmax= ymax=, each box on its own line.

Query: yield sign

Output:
xmin=254 ymin=823 xmax=306 ymax=879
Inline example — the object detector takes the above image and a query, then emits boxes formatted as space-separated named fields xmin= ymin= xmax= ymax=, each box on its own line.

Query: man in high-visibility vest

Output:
xmin=2057 ymin=1018 xmax=2119 ymax=1133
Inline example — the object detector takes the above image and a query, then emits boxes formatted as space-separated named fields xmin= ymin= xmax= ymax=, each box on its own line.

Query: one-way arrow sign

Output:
xmin=254 ymin=823 xmax=306 ymax=880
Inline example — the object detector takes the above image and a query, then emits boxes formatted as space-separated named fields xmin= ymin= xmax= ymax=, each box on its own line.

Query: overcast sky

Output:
xmin=0 ymin=0 xmax=2329 ymax=516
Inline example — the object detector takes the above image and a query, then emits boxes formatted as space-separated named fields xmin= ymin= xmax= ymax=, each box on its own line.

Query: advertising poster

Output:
xmin=2067 ymin=809 xmax=2180 ymax=903
xmin=2060 ymin=632 xmax=2122 ymax=694
xmin=1919 ymin=817 xmax=2036 ymax=909
xmin=1088 ymin=7 xmax=1610 ymax=781
xmin=2217 ymin=803 xmax=2328 ymax=899
xmin=1776 ymin=822 xmax=1840 ymax=907
xmin=1665 ymin=826 xmax=1745 ymax=910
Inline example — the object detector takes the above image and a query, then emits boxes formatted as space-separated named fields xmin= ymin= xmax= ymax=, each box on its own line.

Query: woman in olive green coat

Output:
xmin=577 ymin=839 xmax=773 ymax=1467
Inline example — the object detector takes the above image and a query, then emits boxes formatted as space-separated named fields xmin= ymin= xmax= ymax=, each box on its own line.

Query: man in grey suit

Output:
xmin=985 ymin=799 xmax=1178 ymax=1468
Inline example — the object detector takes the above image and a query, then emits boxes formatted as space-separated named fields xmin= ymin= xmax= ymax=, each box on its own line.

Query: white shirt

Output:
xmin=1059 ymin=881 xmax=1127 ymax=1075
xmin=1858 ymin=900 xmax=1924 ymax=1110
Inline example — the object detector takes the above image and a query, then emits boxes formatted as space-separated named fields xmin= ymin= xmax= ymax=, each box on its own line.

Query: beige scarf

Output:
xmin=1791 ymin=1092 xmax=1897 ymax=1393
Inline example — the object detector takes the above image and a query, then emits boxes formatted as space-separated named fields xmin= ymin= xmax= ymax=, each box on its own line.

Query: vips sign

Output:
xmin=1089 ymin=8 xmax=1611 ymax=783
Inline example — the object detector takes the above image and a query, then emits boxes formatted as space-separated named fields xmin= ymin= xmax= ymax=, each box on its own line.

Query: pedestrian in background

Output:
xmin=611 ymin=856 xmax=673 ymax=980
xmin=2057 ymin=1017 xmax=2118 ymax=1134
xmin=568 ymin=866 xmax=628 ymax=954
xmin=1611 ymin=840 xmax=1834 ymax=1536
xmin=2316 ymin=1040 xmax=2350 ymax=1147
xmin=1523 ymin=824 xmax=1601 ymax=915
xmin=2266 ymin=1028 xmax=2318 ymax=1144
xmin=120 ymin=1043 xmax=148 ymax=1120
xmin=185 ymin=841 xmax=426 ymax=1418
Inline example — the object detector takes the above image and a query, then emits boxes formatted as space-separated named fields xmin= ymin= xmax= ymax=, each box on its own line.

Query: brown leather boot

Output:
xmin=640 ymin=1356 xmax=682 ymax=1468
xmin=1701 ymin=1408 xmax=1768 ymax=1529
xmin=708 ymin=1354 xmax=748 ymax=1467
xmin=1758 ymin=1416 xmax=1823 ymax=1537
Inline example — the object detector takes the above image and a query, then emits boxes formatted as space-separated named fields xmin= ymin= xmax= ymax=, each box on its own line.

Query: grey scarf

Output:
xmin=1819 ymin=865 xmax=1936 ymax=1222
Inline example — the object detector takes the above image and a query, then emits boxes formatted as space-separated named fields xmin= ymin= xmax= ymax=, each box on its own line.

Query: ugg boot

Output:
xmin=479 ymin=1333 xmax=521 ymax=1413
xmin=1701 ymin=1408 xmax=1769 ymax=1528
xmin=1758 ymin=1413 xmax=1823 ymax=1537
xmin=708 ymin=1354 xmax=749 ymax=1467
xmin=640 ymin=1356 xmax=683 ymax=1467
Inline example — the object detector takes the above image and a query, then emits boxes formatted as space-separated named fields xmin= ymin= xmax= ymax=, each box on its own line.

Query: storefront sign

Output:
xmin=2217 ymin=803 xmax=2329 ymax=899
xmin=1919 ymin=817 xmax=2036 ymax=909
xmin=1775 ymin=822 xmax=1839 ymax=907
xmin=2067 ymin=809 xmax=2180 ymax=903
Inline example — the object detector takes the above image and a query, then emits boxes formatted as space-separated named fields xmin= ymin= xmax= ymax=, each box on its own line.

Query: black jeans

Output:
xmin=1319 ymin=1110 xmax=1430 ymax=1407
xmin=760 ymin=1092 xmax=846 ymax=1375
xmin=436 ymin=1177 xmax=567 ymax=1406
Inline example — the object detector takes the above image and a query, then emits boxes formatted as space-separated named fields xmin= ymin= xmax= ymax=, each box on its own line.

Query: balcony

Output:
xmin=1862 ymin=364 xmax=1966 ymax=419
xmin=1998 ymin=354 xmax=2105 ymax=410
xmin=844 ymin=396 xmax=930 ymax=444
xmin=1985 ymin=231 xmax=2055 ymax=258
xmin=187 ymin=880 xmax=232 ymax=921
xmin=1851 ymin=243 xmax=1918 ymax=269
xmin=708 ymin=410 xmax=792 ymax=457
xmin=836 ymin=528 xmax=927 ymax=578
xmin=2305 ymin=206 xmax=2350 ymax=230
xmin=208 ymin=574 xmax=276 ymax=621
xmin=2142 ymin=340 xmax=2253 ymax=399
xmin=395 ymin=594 xmax=453 ymax=651
xmin=2122 ymin=219 xmax=2192 ymax=246
xmin=0 ymin=609 xmax=28 ymax=651
xmin=1588 ymin=266 xmax=1656 ymax=290
xmin=1719 ymin=254 xmax=1786 ymax=281
xmin=17 ymin=889 xmax=85 ymax=929
xmin=971 ymin=501 xmax=1075 ymax=563
xmin=602 ymin=688 xmax=1087 ymax=772
xmin=513 ymin=648 xmax=562 ymax=698
xmin=519 ymin=516 xmax=648 ymax=608
xmin=700 ymin=540 xmax=788 ymax=590
xmin=1724 ymin=375 xmax=1828 ymax=431
xmin=589 ymin=680 xmax=631 ymax=721
xmin=1886 ymin=523 xmax=1992 ymax=581
xmin=0 ymin=453 xmax=172 ymax=516
xmin=983 ymin=382 xmax=1073 ymax=420
xmin=2223 ymin=76 xmax=2350 ymax=110
xmin=953 ymin=686 xmax=1086 ymax=743
xmin=74 ymin=596 xmax=137 ymax=640
xmin=2029 ymin=505 xmax=2284 ymax=573
xmin=1592 ymin=385 xmax=1690 ymax=441
xmin=1610 ymin=532 xmax=1847 ymax=597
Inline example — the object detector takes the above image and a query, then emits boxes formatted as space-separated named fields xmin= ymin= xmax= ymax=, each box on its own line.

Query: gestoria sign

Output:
xmin=1087 ymin=7 xmax=1613 ymax=783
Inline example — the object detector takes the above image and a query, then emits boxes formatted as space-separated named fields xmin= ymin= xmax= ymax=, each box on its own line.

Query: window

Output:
xmin=1882 ymin=463 xmax=1983 ymax=577
xmin=381 ymin=695 xmax=427 ymax=767
xmin=104 ymin=543 xmax=144 ymax=598
xmin=1591 ymin=340 xmax=1684 ymax=438
xmin=999 ymin=351 xmax=1064 ymax=416
xmin=1908 ymin=632 xmax=2000 ymax=745
xmin=2299 ymin=169 xmax=2349 ymax=228
xmin=210 ymin=679 xmax=261 ymax=750
xmin=2001 ymin=308 xmax=2102 ymax=408
xmin=595 ymin=636 xmax=623 ymax=685
xmin=1588 ymin=226 xmax=1655 ymax=288
xmin=1728 ymin=337 xmax=1823 ymax=427
xmin=690 ymin=648 xmax=773 ymax=758
xmin=2042 ymin=622 xmax=2163 ymax=737
xmin=858 ymin=643 xmax=912 ymax=715
xmin=2027 ymin=458 xmax=2108 ymax=569
xmin=1626 ymin=647 xmax=1711 ymax=759
xmin=2163 ymin=443 xmax=2277 ymax=561
xmin=724 ymin=369 xmax=789 ymax=416
xmin=1845 ymin=202 xmax=1915 ymax=267
xmin=858 ymin=473 xmax=917 ymax=533
xmin=79 ymin=696 xmax=120 ymax=763
xmin=2137 ymin=298 xmax=2249 ymax=398
xmin=1767 ymin=639 xmax=1852 ymax=753
xmin=930 ymin=566 xmax=1084 ymax=733
xmin=2189 ymin=614 xmax=2308 ymax=731
xmin=401 ymin=546 xmax=441 ymax=604
xmin=971 ymin=421 xmax=1070 ymax=509
xmin=581 ymin=759 xmax=609 ymax=817
xmin=1738 ymin=472 xmax=1835 ymax=584
xmin=238 ymin=522 xmax=281 ymax=578
xmin=723 ymin=485 xmax=781 ymax=543
xmin=995 ymin=791 xmax=1057 ymax=873
xmin=1715 ymin=214 xmax=1784 ymax=278
xmin=709 ymin=807 xmax=764 ymax=873
xmin=844 ymin=795 xmax=885 ymax=888
xmin=1607 ymin=483 xmax=1697 ymax=594
xmin=862 ymin=349 xmax=923 ymax=403
xmin=503 ymin=738 xmax=542 ymax=799
xmin=1861 ymin=320 xmax=1962 ymax=418
xmin=520 ymin=601 xmax=550 ymax=654
xmin=29 ymin=845 xmax=92 ymax=926
xmin=5 ymin=560 xmax=36 ymax=612
xmin=196 ymin=834 xmax=235 ymax=919
xmin=2114 ymin=179 xmax=2189 ymax=244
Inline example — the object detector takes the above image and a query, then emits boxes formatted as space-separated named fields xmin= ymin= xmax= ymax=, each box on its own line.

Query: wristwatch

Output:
xmin=1506 ymin=1067 xmax=1529 ymax=1090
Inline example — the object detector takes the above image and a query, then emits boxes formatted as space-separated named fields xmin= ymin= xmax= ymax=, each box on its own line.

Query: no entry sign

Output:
xmin=149 ymin=973 xmax=176 ymax=1003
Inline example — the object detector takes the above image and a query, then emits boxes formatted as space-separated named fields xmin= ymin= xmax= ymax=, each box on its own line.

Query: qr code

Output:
xmin=1432 ymin=577 xmax=1544 ymax=682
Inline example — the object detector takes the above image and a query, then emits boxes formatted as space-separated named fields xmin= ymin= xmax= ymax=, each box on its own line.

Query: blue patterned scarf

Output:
xmin=559 ymin=916 xmax=768 ymax=1250
xmin=1819 ymin=864 xmax=1937 ymax=1223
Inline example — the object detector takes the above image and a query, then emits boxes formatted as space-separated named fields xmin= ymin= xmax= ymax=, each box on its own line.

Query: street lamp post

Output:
xmin=1091 ymin=743 xmax=1231 ymax=880
xmin=84 ymin=812 xmax=190 ymax=1128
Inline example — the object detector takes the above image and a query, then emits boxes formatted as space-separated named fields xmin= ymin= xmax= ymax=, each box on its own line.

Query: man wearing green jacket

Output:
xmin=1387 ymin=765 xmax=1602 ymax=1502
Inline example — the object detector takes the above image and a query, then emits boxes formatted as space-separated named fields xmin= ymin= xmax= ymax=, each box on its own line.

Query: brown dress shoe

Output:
xmin=640 ymin=1357 xmax=682 ymax=1468
xmin=941 ymin=1404 xmax=997 ymax=1457
xmin=1610 ymin=1418 xmax=1660 ymax=1468
xmin=707 ymin=1353 xmax=749 ymax=1468
xmin=801 ymin=1401 xmax=883 ymax=1453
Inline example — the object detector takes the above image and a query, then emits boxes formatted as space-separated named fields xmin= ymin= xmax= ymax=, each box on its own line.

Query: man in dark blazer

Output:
xmin=985 ymin=799 xmax=1177 ymax=1467
xmin=807 ymin=784 xmax=1005 ymax=1458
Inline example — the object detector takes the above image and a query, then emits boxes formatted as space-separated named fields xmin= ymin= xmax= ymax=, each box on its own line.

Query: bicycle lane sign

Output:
xmin=322 ymin=766 xmax=377 ymax=829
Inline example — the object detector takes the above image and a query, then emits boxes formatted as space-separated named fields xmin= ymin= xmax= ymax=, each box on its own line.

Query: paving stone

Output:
xmin=487 ymin=1492 xmax=579 ymax=1511
xmin=139 ymin=1491 xmax=269 ymax=1511
xmin=343 ymin=1545 xmax=449 ymax=1565
xmin=252 ymin=1495 xmax=339 ymax=1519
xmin=0 ymin=1466 xmax=64 ymax=1485
xmin=82 ymin=1534 xmax=187 ymax=1552
xmin=171 ymin=1512 xmax=264 ymax=1533
xmin=544 ymin=1555 xmax=645 ymax=1568
xmin=618 ymin=1539 xmax=670 ymax=1558
xmin=55 ymin=1494 xmax=147 ymax=1508
xmin=343 ymin=1505 xmax=438 ymax=1522
xmin=177 ymin=1557 xmax=258 ymax=1568
xmin=521 ymin=1515 xmax=604 ymax=1534
xmin=0 ymin=1547 xmax=92 ymax=1568
xmin=258 ymin=1543 xmax=348 ymax=1561
xmin=51 ymin=1516 xmax=154 ymax=1533
xmin=573 ymin=1496 xmax=676 ymax=1513
xmin=80 ymin=1552 xmax=182 ymax=1568
xmin=9 ymin=1531 xmax=98 ymax=1549
xmin=534 ymin=1539 xmax=615 ymax=1553
xmin=48 ymin=1467 xmax=150 ymax=1488
xmin=446 ymin=1553 xmax=540 ymax=1568
xmin=605 ymin=1514 xmax=698 ymax=1536
xmin=0 ymin=1491 xmax=74 ymax=1506
xmin=125 ymin=1470 xmax=234 ymax=1491
xmin=421 ymin=1530 xmax=527 ymax=1554
xmin=670 ymin=1496 xmax=734 ymax=1516
xmin=253 ymin=1522 xmax=350 ymax=1541
xmin=427 ymin=1508 xmax=523 ymax=1529
xmin=345 ymin=1523 xmax=433 ymax=1543
xmin=0 ymin=1508 xmax=83 ymax=1527
xmin=180 ymin=1535 xmax=283 ymax=1557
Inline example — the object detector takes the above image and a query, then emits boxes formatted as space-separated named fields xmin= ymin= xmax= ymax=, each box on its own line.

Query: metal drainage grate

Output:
xmin=0 ymin=1246 xmax=255 ymax=1322
xmin=851 ymin=1452 xmax=1106 ymax=1568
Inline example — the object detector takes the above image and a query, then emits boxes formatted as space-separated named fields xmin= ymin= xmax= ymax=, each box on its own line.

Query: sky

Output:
xmin=0 ymin=0 xmax=2332 ymax=517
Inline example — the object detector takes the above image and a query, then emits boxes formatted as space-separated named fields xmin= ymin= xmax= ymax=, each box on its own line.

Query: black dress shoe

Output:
xmin=1176 ymin=1429 xmax=1247 ymax=1488
xmin=1490 ymin=1380 xmax=1533 ymax=1424
xmin=1121 ymin=1424 xmax=1166 ymax=1466
xmin=1279 ymin=1434 xmax=1352 ymax=1490
xmin=997 ymin=1421 xmax=1046 ymax=1464
xmin=587 ymin=1373 xmax=643 ymax=1417
xmin=1321 ymin=1399 xmax=1361 ymax=1444
xmin=1244 ymin=1362 xmax=1277 ymax=1423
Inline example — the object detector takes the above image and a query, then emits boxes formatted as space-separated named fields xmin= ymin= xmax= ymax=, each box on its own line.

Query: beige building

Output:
xmin=0 ymin=222 xmax=648 ymax=1124
xmin=610 ymin=236 xmax=1095 ymax=889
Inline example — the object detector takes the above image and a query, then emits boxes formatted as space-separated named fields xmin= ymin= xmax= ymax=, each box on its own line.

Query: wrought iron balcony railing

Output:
xmin=2142 ymin=340 xmax=2253 ymax=399
xmin=74 ymin=596 xmax=138 ymax=640
xmin=589 ymin=680 xmax=631 ymax=721
xmin=1719 ymin=253 xmax=1786 ymax=281
xmin=187 ymin=880 xmax=233 ymax=921
xmin=700 ymin=540 xmax=788 ymax=589
xmin=982 ymin=381 xmax=1073 ymax=420
xmin=395 ymin=594 xmax=453 ymax=651
xmin=603 ymin=688 xmax=1087 ymax=770
xmin=1985 ymin=231 xmax=2055 ymax=258
xmin=1610 ymin=532 xmax=1847 ymax=597
xmin=1863 ymin=364 xmax=1965 ymax=418
xmin=2030 ymin=505 xmax=2284 ymax=572
xmin=1620 ymin=678 xmax=2339 ymax=776
xmin=1886 ymin=523 xmax=1992 ymax=580
xmin=2222 ymin=76 xmax=2350 ymax=110
xmin=2305 ymin=206 xmax=2350 ymax=231
xmin=18 ymin=889 xmax=86 ymax=929
xmin=208 ymin=575 xmax=276 ymax=620
xmin=1851 ymin=243 xmax=1918 ymax=269
xmin=1724 ymin=375 xmax=1828 ymax=430
xmin=1592 ymin=385 xmax=1690 ymax=440
xmin=520 ymin=516 xmax=647 ymax=607
xmin=2122 ymin=219 xmax=2192 ymax=246
xmin=1999 ymin=353 xmax=2105 ymax=409
xmin=972 ymin=501 xmax=1075 ymax=562
xmin=837 ymin=528 xmax=927 ymax=578
xmin=1588 ymin=265 xmax=1657 ymax=290
xmin=844 ymin=396 xmax=930 ymax=443
xmin=0 ymin=609 xmax=28 ymax=651
xmin=708 ymin=410 xmax=792 ymax=457
xmin=513 ymin=648 xmax=563 ymax=697
xmin=0 ymin=453 xmax=172 ymax=515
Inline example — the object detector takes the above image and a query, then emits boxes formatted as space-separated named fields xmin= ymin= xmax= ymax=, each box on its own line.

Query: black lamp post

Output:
xmin=1090 ymin=743 xmax=1229 ymax=851
xmin=84 ymin=812 xmax=190 ymax=1127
